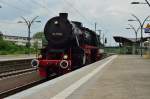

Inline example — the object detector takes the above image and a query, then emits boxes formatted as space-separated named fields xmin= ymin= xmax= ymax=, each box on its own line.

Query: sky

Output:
xmin=0 ymin=0 xmax=150 ymax=46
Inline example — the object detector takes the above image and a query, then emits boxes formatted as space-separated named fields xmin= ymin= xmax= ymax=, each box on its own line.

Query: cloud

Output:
xmin=0 ymin=0 xmax=150 ymax=45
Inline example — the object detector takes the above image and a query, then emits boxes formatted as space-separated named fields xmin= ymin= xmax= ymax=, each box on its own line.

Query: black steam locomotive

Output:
xmin=31 ymin=13 xmax=102 ymax=77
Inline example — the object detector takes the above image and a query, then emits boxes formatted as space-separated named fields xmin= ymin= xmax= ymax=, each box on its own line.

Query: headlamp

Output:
xmin=63 ymin=55 xmax=68 ymax=59
xmin=38 ymin=55 xmax=42 ymax=59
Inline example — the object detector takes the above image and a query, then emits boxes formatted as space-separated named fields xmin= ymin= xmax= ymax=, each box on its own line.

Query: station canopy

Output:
xmin=113 ymin=36 xmax=150 ymax=43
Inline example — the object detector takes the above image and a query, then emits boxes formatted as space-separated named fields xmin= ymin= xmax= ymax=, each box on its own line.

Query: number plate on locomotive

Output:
xmin=52 ymin=33 xmax=63 ymax=36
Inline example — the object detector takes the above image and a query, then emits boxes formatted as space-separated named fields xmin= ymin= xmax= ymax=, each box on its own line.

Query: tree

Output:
xmin=33 ymin=32 xmax=47 ymax=46
xmin=33 ymin=32 xmax=44 ymax=39
xmin=0 ymin=31 xmax=3 ymax=40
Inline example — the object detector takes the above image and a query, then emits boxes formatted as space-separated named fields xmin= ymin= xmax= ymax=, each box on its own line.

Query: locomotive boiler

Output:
xmin=31 ymin=13 xmax=102 ymax=78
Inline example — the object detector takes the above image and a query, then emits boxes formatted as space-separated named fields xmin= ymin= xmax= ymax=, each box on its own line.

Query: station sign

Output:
xmin=144 ymin=23 xmax=150 ymax=33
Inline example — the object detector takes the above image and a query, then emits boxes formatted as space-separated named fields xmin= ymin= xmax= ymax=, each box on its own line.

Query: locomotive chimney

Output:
xmin=59 ymin=13 xmax=68 ymax=20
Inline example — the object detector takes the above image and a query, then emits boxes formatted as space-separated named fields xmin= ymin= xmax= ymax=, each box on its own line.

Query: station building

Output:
xmin=113 ymin=36 xmax=150 ymax=54
xmin=0 ymin=31 xmax=42 ymax=48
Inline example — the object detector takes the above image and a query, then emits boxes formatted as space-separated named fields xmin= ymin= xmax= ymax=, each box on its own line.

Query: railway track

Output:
xmin=0 ymin=71 xmax=57 ymax=98
xmin=0 ymin=79 xmax=45 ymax=98
xmin=0 ymin=68 xmax=37 ymax=79
xmin=0 ymin=56 xmax=109 ymax=98
xmin=0 ymin=58 xmax=33 ymax=74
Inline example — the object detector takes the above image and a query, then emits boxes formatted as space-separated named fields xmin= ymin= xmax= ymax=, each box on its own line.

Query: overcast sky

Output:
xmin=0 ymin=0 xmax=150 ymax=46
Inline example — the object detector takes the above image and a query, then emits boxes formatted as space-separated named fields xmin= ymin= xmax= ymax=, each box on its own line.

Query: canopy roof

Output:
xmin=113 ymin=36 xmax=150 ymax=43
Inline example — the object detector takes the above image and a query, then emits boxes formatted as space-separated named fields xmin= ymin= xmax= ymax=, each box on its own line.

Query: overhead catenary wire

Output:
xmin=0 ymin=0 xmax=55 ymax=18
xmin=14 ymin=0 xmax=52 ymax=19
xmin=0 ymin=0 xmax=30 ymax=14
xmin=62 ymin=0 xmax=94 ymax=25
xmin=18 ymin=0 xmax=33 ymax=9
xmin=30 ymin=0 xmax=56 ymax=16
xmin=29 ymin=0 xmax=96 ymax=28
xmin=1 ymin=0 xmax=106 ymax=30
xmin=15 ymin=0 xmax=51 ymax=17
xmin=61 ymin=0 xmax=106 ymax=32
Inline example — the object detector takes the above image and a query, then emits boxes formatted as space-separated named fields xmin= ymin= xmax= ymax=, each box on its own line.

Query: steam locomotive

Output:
xmin=31 ymin=13 xmax=102 ymax=78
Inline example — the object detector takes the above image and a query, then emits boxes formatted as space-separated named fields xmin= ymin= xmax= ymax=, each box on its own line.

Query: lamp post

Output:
xmin=131 ymin=0 xmax=150 ymax=7
xmin=18 ymin=16 xmax=41 ymax=55
xmin=126 ymin=24 xmax=140 ymax=54
xmin=145 ymin=0 xmax=150 ymax=7
xmin=126 ymin=24 xmax=139 ymax=43
xmin=128 ymin=14 xmax=150 ymax=56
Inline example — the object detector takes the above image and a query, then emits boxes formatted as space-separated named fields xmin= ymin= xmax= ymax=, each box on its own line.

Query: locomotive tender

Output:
xmin=31 ymin=13 xmax=102 ymax=78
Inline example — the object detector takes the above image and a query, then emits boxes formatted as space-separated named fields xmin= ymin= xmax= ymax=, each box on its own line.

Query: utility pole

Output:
xmin=97 ymin=30 xmax=101 ymax=40
xmin=97 ymin=30 xmax=102 ymax=47
xmin=18 ymin=16 xmax=41 ymax=55
xmin=94 ymin=22 xmax=97 ymax=32
xmin=102 ymin=34 xmax=105 ymax=47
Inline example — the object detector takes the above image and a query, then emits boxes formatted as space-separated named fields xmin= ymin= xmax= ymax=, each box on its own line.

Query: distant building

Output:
xmin=0 ymin=32 xmax=42 ymax=48
xmin=113 ymin=36 xmax=150 ymax=54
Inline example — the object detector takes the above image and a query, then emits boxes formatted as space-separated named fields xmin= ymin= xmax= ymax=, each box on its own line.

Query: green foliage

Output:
xmin=33 ymin=32 xmax=44 ymax=39
xmin=33 ymin=31 xmax=47 ymax=46
xmin=0 ymin=39 xmax=36 ymax=55
xmin=0 ymin=36 xmax=3 ymax=40
xmin=104 ymin=47 xmax=125 ymax=54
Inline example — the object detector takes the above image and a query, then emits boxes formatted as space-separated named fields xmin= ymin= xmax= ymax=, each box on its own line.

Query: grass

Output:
xmin=104 ymin=46 xmax=125 ymax=54
xmin=0 ymin=38 xmax=37 ymax=55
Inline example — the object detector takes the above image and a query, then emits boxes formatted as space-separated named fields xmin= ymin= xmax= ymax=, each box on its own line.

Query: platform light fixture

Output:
xmin=131 ymin=2 xmax=147 ymax=4
xmin=128 ymin=14 xmax=150 ymax=56
xmin=131 ymin=0 xmax=150 ymax=7
xmin=18 ymin=16 xmax=41 ymax=55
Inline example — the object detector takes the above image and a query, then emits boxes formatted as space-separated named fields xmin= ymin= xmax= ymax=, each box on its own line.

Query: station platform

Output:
xmin=5 ymin=55 xmax=150 ymax=99
xmin=0 ymin=54 xmax=35 ymax=61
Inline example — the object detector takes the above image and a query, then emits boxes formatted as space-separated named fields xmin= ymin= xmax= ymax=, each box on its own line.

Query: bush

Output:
xmin=0 ymin=39 xmax=37 ymax=55
xmin=0 ymin=51 xmax=8 ymax=55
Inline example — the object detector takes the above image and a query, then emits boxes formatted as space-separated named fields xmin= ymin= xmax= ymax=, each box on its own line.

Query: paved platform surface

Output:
xmin=5 ymin=55 xmax=150 ymax=99
xmin=0 ymin=54 xmax=36 ymax=61
xmin=67 ymin=55 xmax=150 ymax=99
